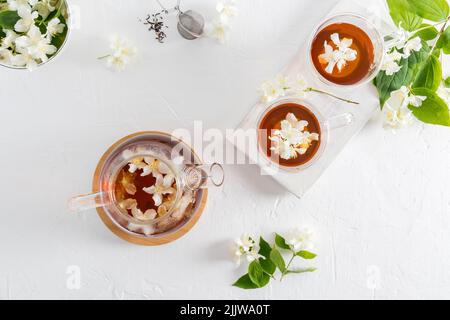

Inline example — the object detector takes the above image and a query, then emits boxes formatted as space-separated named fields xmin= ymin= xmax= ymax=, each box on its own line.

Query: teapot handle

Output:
xmin=68 ymin=192 xmax=112 ymax=212
xmin=181 ymin=163 xmax=225 ymax=191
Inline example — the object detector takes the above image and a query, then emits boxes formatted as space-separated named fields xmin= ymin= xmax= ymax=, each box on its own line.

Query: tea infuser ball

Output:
xmin=156 ymin=0 xmax=205 ymax=40
xmin=177 ymin=10 xmax=205 ymax=40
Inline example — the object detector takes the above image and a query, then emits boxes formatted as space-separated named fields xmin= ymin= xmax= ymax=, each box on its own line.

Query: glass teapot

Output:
xmin=69 ymin=132 xmax=224 ymax=244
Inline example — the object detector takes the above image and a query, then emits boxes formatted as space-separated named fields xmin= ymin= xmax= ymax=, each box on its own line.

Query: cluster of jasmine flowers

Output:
xmin=99 ymin=35 xmax=137 ymax=72
xmin=381 ymin=26 xmax=422 ymax=76
xmin=119 ymin=149 xmax=177 ymax=221
xmin=261 ymin=74 xmax=309 ymax=103
xmin=0 ymin=0 xmax=66 ymax=70
xmin=209 ymin=0 xmax=238 ymax=43
xmin=269 ymin=113 xmax=320 ymax=161
xmin=232 ymin=228 xmax=315 ymax=267
xmin=383 ymin=86 xmax=427 ymax=129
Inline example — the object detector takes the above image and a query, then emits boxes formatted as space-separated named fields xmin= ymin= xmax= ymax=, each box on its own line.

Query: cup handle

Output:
xmin=68 ymin=192 xmax=111 ymax=212
xmin=323 ymin=113 xmax=354 ymax=130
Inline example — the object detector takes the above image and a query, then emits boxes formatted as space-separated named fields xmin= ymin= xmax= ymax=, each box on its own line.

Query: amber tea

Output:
xmin=114 ymin=155 xmax=178 ymax=222
xmin=311 ymin=22 xmax=375 ymax=85
xmin=259 ymin=103 xmax=322 ymax=168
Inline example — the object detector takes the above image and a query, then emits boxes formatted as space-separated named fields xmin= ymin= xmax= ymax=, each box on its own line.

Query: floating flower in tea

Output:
xmin=318 ymin=33 xmax=358 ymax=74
xmin=143 ymin=174 xmax=176 ymax=207
xmin=269 ymin=113 xmax=319 ymax=161
xmin=141 ymin=156 xmax=171 ymax=177
xmin=116 ymin=151 xmax=178 ymax=221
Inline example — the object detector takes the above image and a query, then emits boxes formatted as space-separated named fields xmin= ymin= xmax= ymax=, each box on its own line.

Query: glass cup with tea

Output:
xmin=257 ymin=98 xmax=354 ymax=171
xmin=309 ymin=13 xmax=385 ymax=88
xmin=69 ymin=132 xmax=224 ymax=245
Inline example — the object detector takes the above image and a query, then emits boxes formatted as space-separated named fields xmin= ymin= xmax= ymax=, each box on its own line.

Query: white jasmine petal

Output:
xmin=286 ymin=227 xmax=315 ymax=252
xmin=143 ymin=209 xmax=157 ymax=220
xmin=103 ymin=35 xmax=136 ymax=71
xmin=46 ymin=18 xmax=65 ymax=38
xmin=340 ymin=37 xmax=353 ymax=49
xmin=260 ymin=79 xmax=284 ymax=103
xmin=119 ymin=198 xmax=138 ymax=210
xmin=381 ymin=49 xmax=403 ymax=76
xmin=123 ymin=182 xmax=137 ymax=196
xmin=143 ymin=174 xmax=175 ymax=207
xmin=1 ymin=30 xmax=19 ymax=49
xmin=158 ymin=161 xmax=171 ymax=175
xmin=152 ymin=193 xmax=163 ymax=207
xmin=437 ymin=86 xmax=450 ymax=104
xmin=7 ymin=0 xmax=37 ymax=11
xmin=216 ymin=2 xmax=238 ymax=24
xmin=383 ymin=86 xmax=416 ymax=129
xmin=0 ymin=48 xmax=13 ymax=64
xmin=163 ymin=174 xmax=175 ymax=188
xmin=270 ymin=137 xmax=297 ymax=160
xmin=391 ymin=26 xmax=410 ymax=50
xmin=131 ymin=206 xmax=143 ymax=219
xmin=143 ymin=185 xmax=155 ymax=195
xmin=15 ymin=25 xmax=57 ymax=62
xmin=408 ymin=94 xmax=427 ymax=108
xmin=140 ymin=166 xmax=151 ymax=177
xmin=287 ymin=75 xmax=309 ymax=97
xmin=34 ymin=0 xmax=56 ymax=18
xmin=402 ymin=37 xmax=422 ymax=59
xmin=209 ymin=20 xmax=228 ymax=44
xmin=14 ymin=6 xmax=38 ymax=33
xmin=330 ymin=33 xmax=341 ymax=46
xmin=232 ymin=234 xmax=259 ymax=267
xmin=10 ymin=47 xmax=37 ymax=70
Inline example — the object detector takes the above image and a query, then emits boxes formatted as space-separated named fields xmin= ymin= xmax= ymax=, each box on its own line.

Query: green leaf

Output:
xmin=296 ymin=251 xmax=317 ymax=260
xmin=258 ymin=237 xmax=271 ymax=258
xmin=410 ymin=88 xmax=450 ymax=126
xmin=0 ymin=11 xmax=20 ymax=30
xmin=414 ymin=24 xmax=439 ymax=41
xmin=444 ymin=77 xmax=450 ymax=88
xmin=413 ymin=55 xmax=442 ymax=91
xmin=233 ymin=274 xmax=260 ymax=290
xmin=275 ymin=234 xmax=291 ymax=250
xmin=409 ymin=0 xmax=450 ymax=22
xmin=374 ymin=42 xmax=429 ymax=107
xmin=258 ymin=237 xmax=276 ymax=275
xmin=437 ymin=27 xmax=450 ymax=55
xmin=0 ymin=28 xmax=5 ymax=39
xmin=386 ymin=0 xmax=422 ymax=31
xmin=287 ymin=268 xmax=317 ymax=274
xmin=270 ymin=248 xmax=286 ymax=273
xmin=248 ymin=261 xmax=270 ymax=288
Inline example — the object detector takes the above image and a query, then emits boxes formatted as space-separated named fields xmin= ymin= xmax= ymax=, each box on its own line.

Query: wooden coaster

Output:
xmin=92 ymin=131 xmax=208 ymax=246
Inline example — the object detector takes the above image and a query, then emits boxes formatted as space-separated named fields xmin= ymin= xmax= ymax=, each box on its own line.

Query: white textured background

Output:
xmin=0 ymin=0 xmax=449 ymax=300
